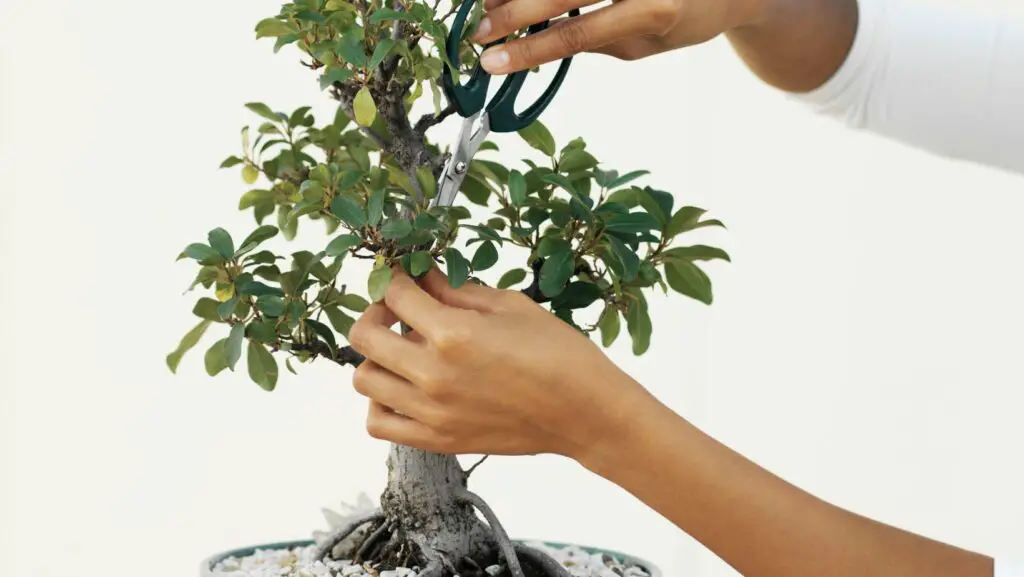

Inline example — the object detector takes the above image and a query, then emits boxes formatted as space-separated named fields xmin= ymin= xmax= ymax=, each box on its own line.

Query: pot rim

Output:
xmin=200 ymin=538 xmax=662 ymax=577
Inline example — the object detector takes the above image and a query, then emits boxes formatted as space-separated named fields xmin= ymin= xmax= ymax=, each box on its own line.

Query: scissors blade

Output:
xmin=432 ymin=112 xmax=491 ymax=209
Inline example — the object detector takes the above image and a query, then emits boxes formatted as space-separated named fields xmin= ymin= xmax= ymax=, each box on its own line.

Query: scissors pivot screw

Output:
xmin=454 ymin=161 xmax=467 ymax=175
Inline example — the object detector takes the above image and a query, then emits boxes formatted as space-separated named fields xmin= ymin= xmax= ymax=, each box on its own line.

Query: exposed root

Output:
xmin=456 ymin=488 xmax=525 ymax=577
xmin=355 ymin=519 xmax=393 ymax=563
xmin=513 ymin=544 xmax=573 ymax=577
xmin=414 ymin=560 xmax=444 ymax=577
xmin=313 ymin=509 xmax=384 ymax=561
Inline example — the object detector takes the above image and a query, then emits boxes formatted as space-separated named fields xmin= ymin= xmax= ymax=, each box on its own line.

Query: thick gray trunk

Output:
xmin=380 ymin=444 xmax=493 ymax=563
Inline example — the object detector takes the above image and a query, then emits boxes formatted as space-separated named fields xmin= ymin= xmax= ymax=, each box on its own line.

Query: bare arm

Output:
xmin=579 ymin=378 xmax=993 ymax=577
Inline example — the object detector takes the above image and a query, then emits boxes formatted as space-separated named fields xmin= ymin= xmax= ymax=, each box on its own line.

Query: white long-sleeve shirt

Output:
xmin=792 ymin=0 xmax=1024 ymax=177
xmin=790 ymin=0 xmax=1023 ymax=574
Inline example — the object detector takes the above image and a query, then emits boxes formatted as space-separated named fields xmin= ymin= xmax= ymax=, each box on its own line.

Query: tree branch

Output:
xmin=414 ymin=103 xmax=458 ymax=135
xmin=290 ymin=341 xmax=366 ymax=367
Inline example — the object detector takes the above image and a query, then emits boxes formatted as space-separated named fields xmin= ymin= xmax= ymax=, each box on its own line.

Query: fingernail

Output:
xmin=472 ymin=17 xmax=491 ymax=40
xmin=479 ymin=48 xmax=509 ymax=72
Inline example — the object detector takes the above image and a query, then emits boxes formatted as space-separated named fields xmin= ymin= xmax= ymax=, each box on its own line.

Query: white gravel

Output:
xmin=210 ymin=541 xmax=651 ymax=577
xmin=211 ymin=493 xmax=652 ymax=577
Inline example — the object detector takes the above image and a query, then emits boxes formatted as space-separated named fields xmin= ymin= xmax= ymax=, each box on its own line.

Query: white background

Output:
xmin=2 ymin=0 xmax=1023 ymax=576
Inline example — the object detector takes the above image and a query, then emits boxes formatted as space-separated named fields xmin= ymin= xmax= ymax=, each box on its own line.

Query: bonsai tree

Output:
xmin=166 ymin=0 xmax=729 ymax=575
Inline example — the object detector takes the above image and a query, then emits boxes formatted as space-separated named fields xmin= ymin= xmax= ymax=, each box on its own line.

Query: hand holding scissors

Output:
xmin=430 ymin=0 xmax=580 ymax=209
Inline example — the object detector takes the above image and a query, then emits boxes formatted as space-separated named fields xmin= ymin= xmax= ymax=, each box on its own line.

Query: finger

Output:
xmin=382 ymin=269 xmax=452 ymax=338
xmin=352 ymin=361 xmax=439 ymax=421
xmin=588 ymin=34 xmax=664 ymax=59
xmin=348 ymin=303 xmax=429 ymax=381
xmin=419 ymin=268 xmax=501 ymax=312
xmin=478 ymin=1 xmax=661 ymax=74
xmin=473 ymin=0 xmax=601 ymax=45
xmin=365 ymin=401 xmax=453 ymax=452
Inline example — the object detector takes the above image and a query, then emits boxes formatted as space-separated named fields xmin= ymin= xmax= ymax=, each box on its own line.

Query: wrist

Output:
xmin=568 ymin=369 xmax=677 ymax=478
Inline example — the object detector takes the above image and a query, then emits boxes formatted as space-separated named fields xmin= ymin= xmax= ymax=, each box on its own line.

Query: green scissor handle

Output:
xmin=441 ymin=0 xmax=578 ymax=133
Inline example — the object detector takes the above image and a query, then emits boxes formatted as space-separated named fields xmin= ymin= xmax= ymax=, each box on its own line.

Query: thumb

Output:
xmin=420 ymin=267 xmax=502 ymax=312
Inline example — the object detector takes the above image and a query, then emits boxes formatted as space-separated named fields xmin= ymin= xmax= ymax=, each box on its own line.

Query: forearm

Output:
xmin=579 ymin=379 xmax=993 ymax=577
xmin=726 ymin=0 xmax=858 ymax=93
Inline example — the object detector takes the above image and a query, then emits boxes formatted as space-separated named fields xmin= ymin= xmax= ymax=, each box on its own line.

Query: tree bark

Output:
xmin=380 ymin=444 xmax=494 ymax=566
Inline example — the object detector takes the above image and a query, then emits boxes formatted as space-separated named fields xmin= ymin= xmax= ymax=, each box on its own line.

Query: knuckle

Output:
xmin=419 ymin=370 xmax=454 ymax=400
xmin=365 ymin=414 xmax=386 ymax=440
xmin=347 ymin=321 xmax=371 ymax=352
xmin=556 ymin=19 xmax=590 ymax=53
xmin=351 ymin=363 xmax=374 ymax=395
xmin=489 ymin=4 xmax=515 ymax=35
xmin=432 ymin=323 xmax=471 ymax=353
xmin=507 ymin=37 xmax=535 ymax=69
xmin=645 ymin=0 xmax=681 ymax=32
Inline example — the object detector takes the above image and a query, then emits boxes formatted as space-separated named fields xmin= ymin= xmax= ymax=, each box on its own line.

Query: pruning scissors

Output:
xmin=430 ymin=0 xmax=580 ymax=209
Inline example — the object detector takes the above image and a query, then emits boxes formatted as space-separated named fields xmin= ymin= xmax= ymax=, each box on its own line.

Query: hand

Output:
xmin=346 ymin=267 xmax=652 ymax=459
xmin=471 ymin=0 xmax=768 ymax=74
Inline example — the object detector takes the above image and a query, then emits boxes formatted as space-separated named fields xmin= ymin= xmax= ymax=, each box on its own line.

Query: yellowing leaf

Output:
xmin=215 ymin=282 xmax=235 ymax=302
xmin=242 ymin=164 xmax=259 ymax=184
xmin=353 ymin=87 xmax=377 ymax=126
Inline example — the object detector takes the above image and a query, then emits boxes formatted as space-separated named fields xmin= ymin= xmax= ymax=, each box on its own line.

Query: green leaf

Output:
xmin=247 ymin=341 xmax=279 ymax=391
xmin=246 ymin=320 xmax=279 ymax=343
xmin=625 ymin=296 xmax=652 ymax=355
xmin=306 ymin=318 xmax=337 ymax=353
xmin=607 ymin=170 xmax=649 ymax=190
xmin=320 ymin=67 xmax=355 ymax=90
xmin=666 ymin=206 xmax=726 ymax=237
xmin=369 ymin=38 xmax=395 ymax=70
xmin=245 ymin=102 xmax=280 ymax=122
xmin=444 ymin=248 xmax=469 ymax=288
xmin=369 ymin=8 xmax=417 ymax=24
xmin=559 ymin=149 xmax=598 ymax=173
xmin=166 ymin=320 xmax=212 ymax=373
xmin=354 ymin=87 xmax=377 ymax=125
xmin=665 ymin=261 xmax=713 ymax=304
xmin=255 ymin=18 xmax=295 ymax=38
xmin=192 ymin=298 xmax=224 ymax=322
xmin=324 ymin=306 xmax=355 ymax=338
xmin=368 ymin=263 xmax=393 ymax=302
xmin=238 ymin=280 xmax=285 ymax=297
xmin=604 ymin=212 xmax=662 ymax=234
xmin=238 ymin=225 xmax=278 ymax=254
xmin=204 ymin=339 xmax=229 ymax=376
xmin=208 ymin=228 xmax=234 ymax=259
xmin=606 ymin=235 xmax=640 ymax=282
xmin=220 ymin=156 xmax=244 ymax=168
xmin=325 ymin=233 xmax=361 ymax=256
xmin=408 ymin=251 xmax=434 ymax=277
xmin=471 ymin=241 xmax=498 ymax=271
xmin=367 ymin=189 xmax=385 ymax=226
xmin=497 ymin=268 xmax=527 ymax=289
xmin=330 ymin=196 xmax=367 ymax=228
xmin=338 ymin=34 xmax=368 ymax=68
xmin=552 ymin=281 xmax=602 ymax=310
xmin=217 ymin=297 xmax=239 ymax=320
xmin=183 ymin=243 xmax=221 ymax=263
xmin=285 ymin=358 xmax=298 ymax=375
xmin=255 ymin=295 xmax=286 ymax=317
xmin=508 ymin=170 xmax=527 ymax=207
xmin=661 ymin=245 xmax=731 ymax=263
xmin=598 ymin=306 xmax=621 ymax=347
xmin=337 ymin=293 xmax=369 ymax=312
xmin=380 ymin=219 xmax=412 ymax=239
xmin=539 ymin=248 xmax=573 ymax=298
xmin=542 ymin=173 xmax=578 ymax=197
xmin=226 ymin=322 xmax=246 ymax=370
xmin=238 ymin=188 xmax=273 ymax=210
xmin=518 ymin=119 xmax=556 ymax=157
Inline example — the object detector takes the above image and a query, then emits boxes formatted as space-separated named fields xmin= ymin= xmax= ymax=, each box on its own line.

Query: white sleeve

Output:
xmin=996 ymin=559 xmax=1024 ymax=577
xmin=790 ymin=0 xmax=1024 ymax=176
